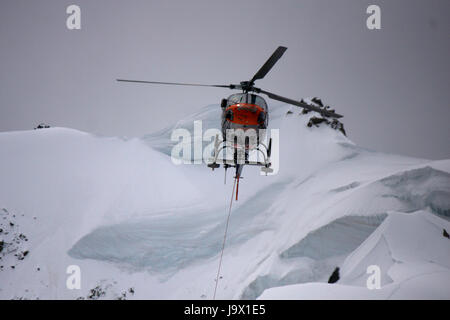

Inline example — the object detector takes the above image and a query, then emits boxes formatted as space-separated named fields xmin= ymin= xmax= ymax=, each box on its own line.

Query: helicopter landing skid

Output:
xmin=207 ymin=134 xmax=273 ymax=175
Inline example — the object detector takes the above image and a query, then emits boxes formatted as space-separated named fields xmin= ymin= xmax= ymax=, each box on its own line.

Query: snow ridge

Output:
xmin=0 ymin=104 xmax=449 ymax=299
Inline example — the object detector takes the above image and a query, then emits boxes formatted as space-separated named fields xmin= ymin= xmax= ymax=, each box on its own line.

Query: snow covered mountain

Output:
xmin=0 ymin=103 xmax=449 ymax=300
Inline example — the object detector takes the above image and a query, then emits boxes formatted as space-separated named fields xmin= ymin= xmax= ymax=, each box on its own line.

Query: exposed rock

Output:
xmin=328 ymin=267 xmax=340 ymax=283
xmin=0 ymin=208 xmax=31 ymax=271
xmin=80 ymin=280 xmax=136 ymax=300
xmin=311 ymin=97 xmax=323 ymax=107
xmin=297 ymin=98 xmax=346 ymax=136
xmin=34 ymin=123 xmax=51 ymax=130
xmin=307 ymin=116 xmax=346 ymax=136
xmin=444 ymin=229 xmax=450 ymax=239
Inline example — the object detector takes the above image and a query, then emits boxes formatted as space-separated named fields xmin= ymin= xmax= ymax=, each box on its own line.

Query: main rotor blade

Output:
xmin=250 ymin=46 xmax=288 ymax=84
xmin=257 ymin=88 xmax=343 ymax=118
xmin=117 ymin=79 xmax=233 ymax=88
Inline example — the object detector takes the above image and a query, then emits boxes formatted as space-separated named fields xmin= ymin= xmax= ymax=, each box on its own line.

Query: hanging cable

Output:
xmin=213 ymin=177 xmax=237 ymax=300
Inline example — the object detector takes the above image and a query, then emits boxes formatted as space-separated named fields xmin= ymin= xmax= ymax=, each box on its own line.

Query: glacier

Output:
xmin=0 ymin=103 xmax=449 ymax=299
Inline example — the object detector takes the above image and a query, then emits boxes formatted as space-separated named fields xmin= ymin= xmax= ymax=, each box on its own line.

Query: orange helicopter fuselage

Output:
xmin=225 ymin=103 xmax=265 ymax=126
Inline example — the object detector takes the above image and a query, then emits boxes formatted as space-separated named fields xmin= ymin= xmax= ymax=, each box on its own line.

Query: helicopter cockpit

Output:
xmin=221 ymin=93 xmax=269 ymax=135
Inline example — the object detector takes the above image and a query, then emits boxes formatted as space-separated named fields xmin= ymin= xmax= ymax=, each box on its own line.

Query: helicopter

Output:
xmin=117 ymin=46 xmax=343 ymax=200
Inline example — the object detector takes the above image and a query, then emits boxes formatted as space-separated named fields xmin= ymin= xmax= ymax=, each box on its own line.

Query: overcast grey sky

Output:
xmin=0 ymin=0 xmax=449 ymax=159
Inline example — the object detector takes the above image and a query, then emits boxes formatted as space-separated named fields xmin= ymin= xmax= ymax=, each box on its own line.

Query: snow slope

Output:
xmin=259 ymin=210 xmax=450 ymax=300
xmin=0 ymin=103 xmax=449 ymax=299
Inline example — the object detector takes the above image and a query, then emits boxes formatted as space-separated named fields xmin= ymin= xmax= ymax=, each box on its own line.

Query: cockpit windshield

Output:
xmin=227 ymin=93 xmax=267 ymax=109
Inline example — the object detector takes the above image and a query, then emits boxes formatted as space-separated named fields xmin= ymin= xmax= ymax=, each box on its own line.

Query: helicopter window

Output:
xmin=227 ymin=94 xmax=243 ymax=106
xmin=254 ymin=96 xmax=267 ymax=109
xmin=226 ymin=93 xmax=267 ymax=109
